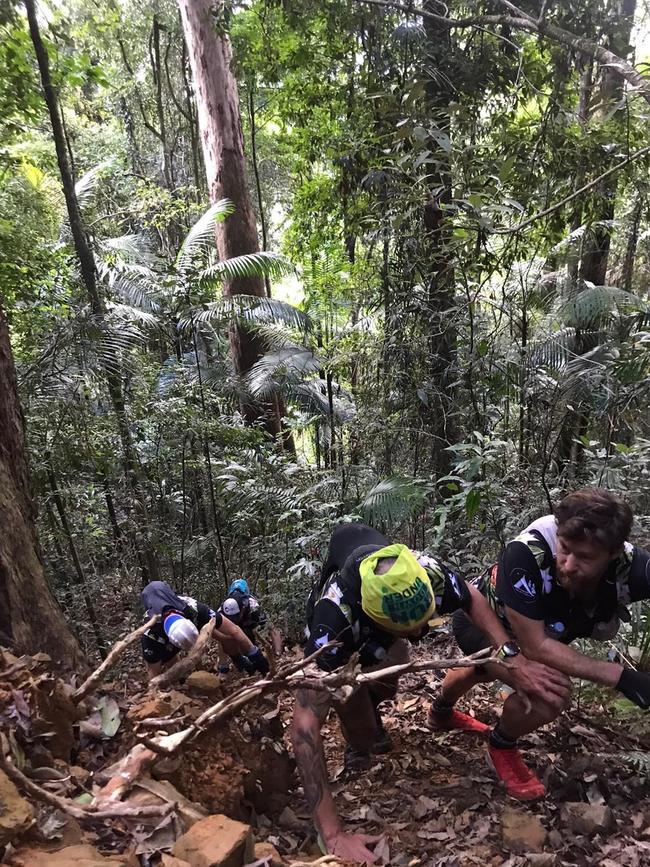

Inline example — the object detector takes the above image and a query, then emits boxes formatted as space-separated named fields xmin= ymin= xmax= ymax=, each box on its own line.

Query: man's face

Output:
xmin=556 ymin=534 xmax=618 ymax=597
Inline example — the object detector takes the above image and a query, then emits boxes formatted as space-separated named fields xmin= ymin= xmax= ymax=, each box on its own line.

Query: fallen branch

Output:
xmin=139 ymin=646 xmax=504 ymax=757
xmin=73 ymin=615 xmax=159 ymax=703
xmin=148 ymin=616 xmax=216 ymax=692
xmin=0 ymin=750 xmax=174 ymax=822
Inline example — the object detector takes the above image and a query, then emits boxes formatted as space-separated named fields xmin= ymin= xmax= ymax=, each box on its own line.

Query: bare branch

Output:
xmin=73 ymin=616 xmax=160 ymax=703
xmin=494 ymin=145 xmax=650 ymax=234
xmin=0 ymin=751 xmax=174 ymax=822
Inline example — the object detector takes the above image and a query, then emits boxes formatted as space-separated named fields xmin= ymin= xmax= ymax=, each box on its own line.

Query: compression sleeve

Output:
xmin=496 ymin=540 xmax=546 ymax=620
xmin=304 ymin=599 xmax=356 ymax=672
xmin=627 ymin=546 xmax=650 ymax=603
xmin=437 ymin=567 xmax=472 ymax=614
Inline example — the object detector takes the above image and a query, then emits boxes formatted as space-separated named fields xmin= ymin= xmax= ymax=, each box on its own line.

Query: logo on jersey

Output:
xmin=448 ymin=572 xmax=462 ymax=598
xmin=511 ymin=569 xmax=537 ymax=601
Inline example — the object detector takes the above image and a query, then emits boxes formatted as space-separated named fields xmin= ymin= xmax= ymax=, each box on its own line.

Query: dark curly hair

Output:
xmin=555 ymin=488 xmax=633 ymax=552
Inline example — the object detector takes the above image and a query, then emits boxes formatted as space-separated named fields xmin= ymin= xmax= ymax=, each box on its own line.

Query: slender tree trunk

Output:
xmin=25 ymin=0 xmax=160 ymax=585
xmin=421 ymin=0 xmax=457 ymax=477
xmin=176 ymin=0 xmax=287 ymax=440
xmin=0 ymin=308 xmax=82 ymax=666
xmin=45 ymin=455 xmax=106 ymax=657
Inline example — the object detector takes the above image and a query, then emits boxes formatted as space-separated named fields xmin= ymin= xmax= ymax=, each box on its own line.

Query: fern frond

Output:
xmin=75 ymin=159 xmax=114 ymax=209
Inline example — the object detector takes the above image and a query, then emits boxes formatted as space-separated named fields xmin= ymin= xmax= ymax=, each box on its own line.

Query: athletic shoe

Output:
xmin=487 ymin=744 xmax=546 ymax=800
xmin=428 ymin=707 xmax=490 ymax=734
xmin=344 ymin=745 xmax=371 ymax=773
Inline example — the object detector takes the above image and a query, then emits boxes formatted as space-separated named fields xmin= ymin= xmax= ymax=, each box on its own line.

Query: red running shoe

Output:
xmin=487 ymin=744 xmax=546 ymax=800
xmin=428 ymin=708 xmax=490 ymax=734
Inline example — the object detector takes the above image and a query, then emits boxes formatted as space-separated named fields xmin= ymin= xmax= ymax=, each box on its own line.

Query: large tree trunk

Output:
xmin=176 ymin=0 xmax=285 ymax=437
xmin=0 ymin=309 xmax=82 ymax=667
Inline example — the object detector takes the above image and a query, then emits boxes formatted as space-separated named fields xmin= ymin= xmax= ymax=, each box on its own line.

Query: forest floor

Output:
xmin=2 ymin=632 xmax=650 ymax=866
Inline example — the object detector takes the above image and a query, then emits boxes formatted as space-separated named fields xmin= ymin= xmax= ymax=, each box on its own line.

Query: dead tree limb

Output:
xmin=73 ymin=616 xmax=160 ymax=703
xmin=148 ymin=616 xmax=216 ymax=692
xmin=0 ymin=750 xmax=174 ymax=821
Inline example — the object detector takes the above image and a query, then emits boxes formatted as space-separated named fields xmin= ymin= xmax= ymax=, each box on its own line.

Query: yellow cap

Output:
xmin=359 ymin=544 xmax=436 ymax=633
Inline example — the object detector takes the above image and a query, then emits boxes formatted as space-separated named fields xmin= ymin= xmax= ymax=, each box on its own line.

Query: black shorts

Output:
xmin=451 ymin=610 xmax=491 ymax=656
xmin=141 ymin=631 xmax=179 ymax=665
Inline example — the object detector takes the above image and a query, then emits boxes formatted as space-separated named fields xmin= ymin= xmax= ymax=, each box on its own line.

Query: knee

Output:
xmin=532 ymin=690 xmax=571 ymax=721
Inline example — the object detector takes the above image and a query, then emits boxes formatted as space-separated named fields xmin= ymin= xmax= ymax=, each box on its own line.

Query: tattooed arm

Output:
xmin=291 ymin=688 xmax=379 ymax=863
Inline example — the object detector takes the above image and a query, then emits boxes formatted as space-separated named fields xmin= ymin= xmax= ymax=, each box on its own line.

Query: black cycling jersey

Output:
xmin=305 ymin=523 xmax=471 ymax=672
xmin=140 ymin=581 xmax=222 ymax=665
xmin=480 ymin=514 xmax=650 ymax=643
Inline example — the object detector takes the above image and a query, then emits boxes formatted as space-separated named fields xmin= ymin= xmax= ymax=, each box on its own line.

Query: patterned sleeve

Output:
xmin=495 ymin=541 xmax=546 ymax=620
xmin=304 ymin=599 xmax=356 ymax=672
xmin=627 ymin=546 xmax=650 ymax=603
xmin=418 ymin=555 xmax=471 ymax=614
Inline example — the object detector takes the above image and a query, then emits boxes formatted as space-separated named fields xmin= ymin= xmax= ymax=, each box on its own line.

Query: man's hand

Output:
xmin=325 ymin=830 xmax=383 ymax=864
xmin=617 ymin=668 xmax=650 ymax=709
xmin=506 ymin=656 xmax=571 ymax=709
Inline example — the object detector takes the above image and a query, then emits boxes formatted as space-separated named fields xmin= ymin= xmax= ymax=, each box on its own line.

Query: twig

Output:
xmin=73 ymin=616 xmax=159 ymax=703
xmin=0 ymin=751 xmax=174 ymax=822
xmin=493 ymin=145 xmax=650 ymax=234
xmin=148 ymin=617 xmax=216 ymax=692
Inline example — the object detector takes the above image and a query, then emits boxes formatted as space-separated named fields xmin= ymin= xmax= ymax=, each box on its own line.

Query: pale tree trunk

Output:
xmin=177 ymin=0 xmax=288 ymax=439
xmin=0 ymin=309 xmax=82 ymax=668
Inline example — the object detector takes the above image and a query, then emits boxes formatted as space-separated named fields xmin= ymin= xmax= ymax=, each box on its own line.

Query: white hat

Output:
xmin=222 ymin=598 xmax=241 ymax=617
xmin=164 ymin=613 xmax=199 ymax=650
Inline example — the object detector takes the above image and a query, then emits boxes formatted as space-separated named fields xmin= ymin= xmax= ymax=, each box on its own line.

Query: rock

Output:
xmin=186 ymin=671 xmax=222 ymax=695
xmin=561 ymin=802 xmax=615 ymax=836
xmin=501 ymin=806 xmax=547 ymax=852
xmin=0 ymin=768 xmax=34 ymax=846
xmin=172 ymin=814 xmax=253 ymax=867
xmin=8 ymin=843 xmax=131 ymax=866
xmin=161 ymin=857 xmax=192 ymax=867
xmin=127 ymin=695 xmax=172 ymax=722
xmin=254 ymin=841 xmax=283 ymax=866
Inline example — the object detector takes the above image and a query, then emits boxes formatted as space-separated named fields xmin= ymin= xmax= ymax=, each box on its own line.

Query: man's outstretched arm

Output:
xmin=291 ymin=688 xmax=380 ymax=863
xmin=507 ymin=607 xmax=622 ymax=685
xmin=465 ymin=586 xmax=571 ymax=705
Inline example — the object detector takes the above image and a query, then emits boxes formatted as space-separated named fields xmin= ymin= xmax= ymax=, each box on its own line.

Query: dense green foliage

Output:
xmin=2 ymin=0 xmax=650 ymax=658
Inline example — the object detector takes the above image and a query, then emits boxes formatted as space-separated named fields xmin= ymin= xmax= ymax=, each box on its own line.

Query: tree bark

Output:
xmin=176 ymin=0 xmax=285 ymax=437
xmin=0 ymin=308 xmax=82 ymax=666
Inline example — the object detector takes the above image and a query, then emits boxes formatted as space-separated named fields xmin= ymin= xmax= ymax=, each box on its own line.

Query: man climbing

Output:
xmin=217 ymin=579 xmax=267 ymax=674
xmin=291 ymin=522 xmax=569 ymax=864
xmin=433 ymin=488 xmax=650 ymax=801
xmin=140 ymin=580 xmax=269 ymax=680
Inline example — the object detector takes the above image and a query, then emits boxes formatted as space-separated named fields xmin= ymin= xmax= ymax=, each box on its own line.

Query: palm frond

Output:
xmin=75 ymin=159 xmax=114 ymax=210
xmin=247 ymin=346 xmax=321 ymax=398
xmin=106 ymin=302 xmax=160 ymax=330
xmin=200 ymin=251 xmax=296 ymax=284
xmin=561 ymin=284 xmax=645 ymax=329
xmin=359 ymin=476 xmax=429 ymax=526
xmin=180 ymin=296 xmax=311 ymax=333
xmin=175 ymin=199 xmax=235 ymax=274
xmin=98 ymin=259 xmax=162 ymax=312
xmin=99 ymin=233 xmax=158 ymax=265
